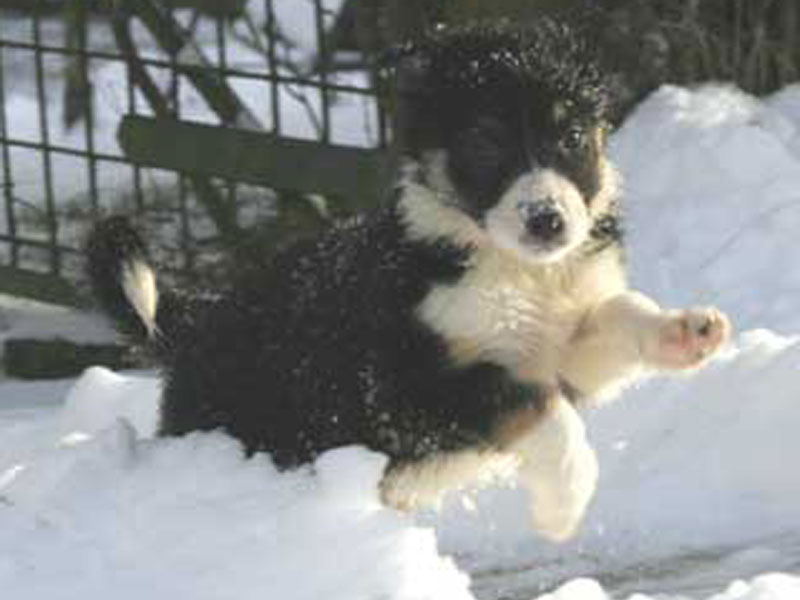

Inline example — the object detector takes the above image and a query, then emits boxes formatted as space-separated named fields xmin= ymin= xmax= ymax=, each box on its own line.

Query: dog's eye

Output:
xmin=561 ymin=127 xmax=586 ymax=152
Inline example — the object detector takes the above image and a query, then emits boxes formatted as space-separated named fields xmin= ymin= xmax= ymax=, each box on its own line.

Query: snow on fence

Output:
xmin=0 ymin=0 xmax=388 ymax=304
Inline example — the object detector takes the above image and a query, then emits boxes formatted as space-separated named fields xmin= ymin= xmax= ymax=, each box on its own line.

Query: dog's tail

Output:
xmin=86 ymin=217 xmax=169 ymax=348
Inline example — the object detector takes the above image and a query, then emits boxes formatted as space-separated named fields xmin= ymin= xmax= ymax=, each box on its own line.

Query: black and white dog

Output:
xmin=87 ymin=20 xmax=730 ymax=541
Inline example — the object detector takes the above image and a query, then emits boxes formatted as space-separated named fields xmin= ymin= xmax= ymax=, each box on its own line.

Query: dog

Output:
xmin=87 ymin=20 xmax=730 ymax=541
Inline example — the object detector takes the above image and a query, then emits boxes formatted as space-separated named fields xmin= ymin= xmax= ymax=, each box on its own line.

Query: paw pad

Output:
xmin=654 ymin=307 xmax=731 ymax=369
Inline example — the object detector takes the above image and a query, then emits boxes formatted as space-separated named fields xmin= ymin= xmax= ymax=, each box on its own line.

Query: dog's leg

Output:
xmin=505 ymin=396 xmax=599 ymax=541
xmin=379 ymin=448 xmax=512 ymax=513
xmin=560 ymin=291 xmax=731 ymax=400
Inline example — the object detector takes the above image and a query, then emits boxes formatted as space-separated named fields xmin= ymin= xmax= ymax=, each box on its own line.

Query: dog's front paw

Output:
xmin=647 ymin=307 xmax=731 ymax=370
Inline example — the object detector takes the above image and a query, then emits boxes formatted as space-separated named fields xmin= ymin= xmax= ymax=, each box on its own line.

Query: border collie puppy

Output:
xmin=87 ymin=20 xmax=730 ymax=541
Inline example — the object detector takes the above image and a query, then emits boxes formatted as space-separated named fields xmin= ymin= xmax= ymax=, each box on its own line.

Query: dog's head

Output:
xmin=394 ymin=20 xmax=619 ymax=263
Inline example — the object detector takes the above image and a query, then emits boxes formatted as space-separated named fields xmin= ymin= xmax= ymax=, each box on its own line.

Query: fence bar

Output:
xmin=0 ymin=42 xmax=19 ymax=268
xmin=265 ymin=0 xmax=281 ymax=134
xmin=76 ymin=1 xmax=100 ymax=215
xmin=125 ymin=28 xmax=145 ymax=214
xmin=31 ymin=2 xmax=61 ymax=275
xmin=166 ymin=0 xmax=194 ymax=274
xmin=313 ymin=0 xmax=331 ymax=143
xmin=214 ymin=7 xmax=239 ymax=212
xmin=0 ymin=38 xmax=377 ymax=96
xmin=0 ymin=135 xmax=129 ymax=164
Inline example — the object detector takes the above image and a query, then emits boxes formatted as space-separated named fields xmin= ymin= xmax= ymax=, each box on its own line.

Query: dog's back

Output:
xmin=86 ymin=207 xmax=541 ymax=465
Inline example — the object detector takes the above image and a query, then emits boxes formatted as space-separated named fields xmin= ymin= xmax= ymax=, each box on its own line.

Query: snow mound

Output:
xmin=0 ymin=294 xmax=116 ymax=347
xmin=590 ymin=329 xmax=800 ymax=548
xmin=535 ymin=573 xmax=800 ymax=600
xmin=0 ymin=371 xmax=471 ymax=600
xmin=2 ymin=328 xmax=800 ymax=600
xmin=611 ymin=84 xmax=800 ymax=333
xmin=60 ymin=366 xmax=161 ymax=440
xmin=433 ymin=330 xmax=800 ymax=597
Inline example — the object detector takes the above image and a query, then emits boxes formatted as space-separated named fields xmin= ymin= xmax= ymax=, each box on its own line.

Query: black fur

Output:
xmin=86 ymin=20 xmax=614 ymax=473
xmin=85 ymin=216 xmax=213 ymax=360
xmin=162 ymin=207 xmax=547 ymax=467
xmin=86 ymin=216 xmax=152 ymax=341
xmin=394 ymin=19 xmax=611 ymax=217
xmin=87 ymin=208 xmax=542 ymax=468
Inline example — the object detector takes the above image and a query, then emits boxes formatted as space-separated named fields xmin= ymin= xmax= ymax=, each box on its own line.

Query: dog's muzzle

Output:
xmin=518 ymin=200 xmax=565 ymax=243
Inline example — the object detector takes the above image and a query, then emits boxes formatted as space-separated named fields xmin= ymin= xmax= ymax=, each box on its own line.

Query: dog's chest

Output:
xmin=416 ymin=248 xmax=591 ymax=379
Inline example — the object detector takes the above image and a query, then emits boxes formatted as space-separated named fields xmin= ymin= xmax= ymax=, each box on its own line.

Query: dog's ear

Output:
xmin=396 ymin=52 xmax=431 ymax=95
xmin=379 ymin=43 xmax=437 ymax=155
xmin=381 ymin=43 xmax=432 ymax=96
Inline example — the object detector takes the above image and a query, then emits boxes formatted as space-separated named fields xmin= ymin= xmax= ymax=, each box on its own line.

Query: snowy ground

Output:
xmin=2 ymin=10 xmax=800 ymax=597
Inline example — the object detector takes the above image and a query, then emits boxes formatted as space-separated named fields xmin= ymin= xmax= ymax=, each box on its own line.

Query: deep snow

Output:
xmin=2 ymin=30 xmax=800 ymax=600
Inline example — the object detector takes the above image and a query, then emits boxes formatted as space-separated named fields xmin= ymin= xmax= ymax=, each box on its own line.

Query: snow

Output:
xmin=1 ymin=369 xmax=472 ymax=600
xmin=2 ymin=26 xmax=800 ymax=600
xmin=612 ymin=84 xmax=800 ymax=333
xmin=430 ymin=329 xmax=800 ymax=598
xmin=0 ymin=294 xmax=115 ymax=346
xmin=2 ymin=335 xmax=799 ymax=599
xmin=0 ymin=293 xmax=117 ymax=367
xmin=538 ymin=575 xmax=800 ymax=600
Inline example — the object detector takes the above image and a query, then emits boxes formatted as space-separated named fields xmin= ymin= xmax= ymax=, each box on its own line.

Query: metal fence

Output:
xmin=0 ymin=0 xmax=388 ymax=303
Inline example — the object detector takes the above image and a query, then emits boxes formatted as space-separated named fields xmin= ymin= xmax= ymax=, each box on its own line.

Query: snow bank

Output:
xmin=536 ymin=573 xmax=800 ymax=600
xmin=0 ymin=367 xmax=472 ymax=600
xmin=431 ymin=331 xmax=800 ymax=595
xmin=611 ymin=84 xmax=800 ymax=333
xmin=2 ymin=327 xmax=800 ymax=599
xmin=589 ymin=330 xmax=800 ymax=550
xmin=0 ymin=294 xmax=116 ymax=346
xmin=60 ymin=366 xmax=160 ymax=439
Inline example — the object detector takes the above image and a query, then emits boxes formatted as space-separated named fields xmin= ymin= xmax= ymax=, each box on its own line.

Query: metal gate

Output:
xmin=0 ymin=0 xmax=389 ymax=304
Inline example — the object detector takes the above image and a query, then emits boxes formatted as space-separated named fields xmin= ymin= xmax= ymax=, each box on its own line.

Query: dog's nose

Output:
xmin=520 ymin=201 xmax=565 ymax=241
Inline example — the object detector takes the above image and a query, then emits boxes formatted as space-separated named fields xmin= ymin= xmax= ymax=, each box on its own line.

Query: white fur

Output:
xmin=398 ymin=166 xmax=485 ymax=249
xmin=122 ymin=260 xmax=159 ymax=337
xmin=412 ymin=220 xmax=628 ymax=385
xmin=562 ymin=293 xmax=733 ymax=402
xmin=380 ymin=450 xmax=518 ymax=512
xmin=416 ymin=244 xmax=573 ymax=379
xmin=560 ymin=291 xmax=663 ymax=403
xmin=485 ymin=169 xmax=592 ymax=264
xmin=512 ymin=396 xmax=599 ymax=541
